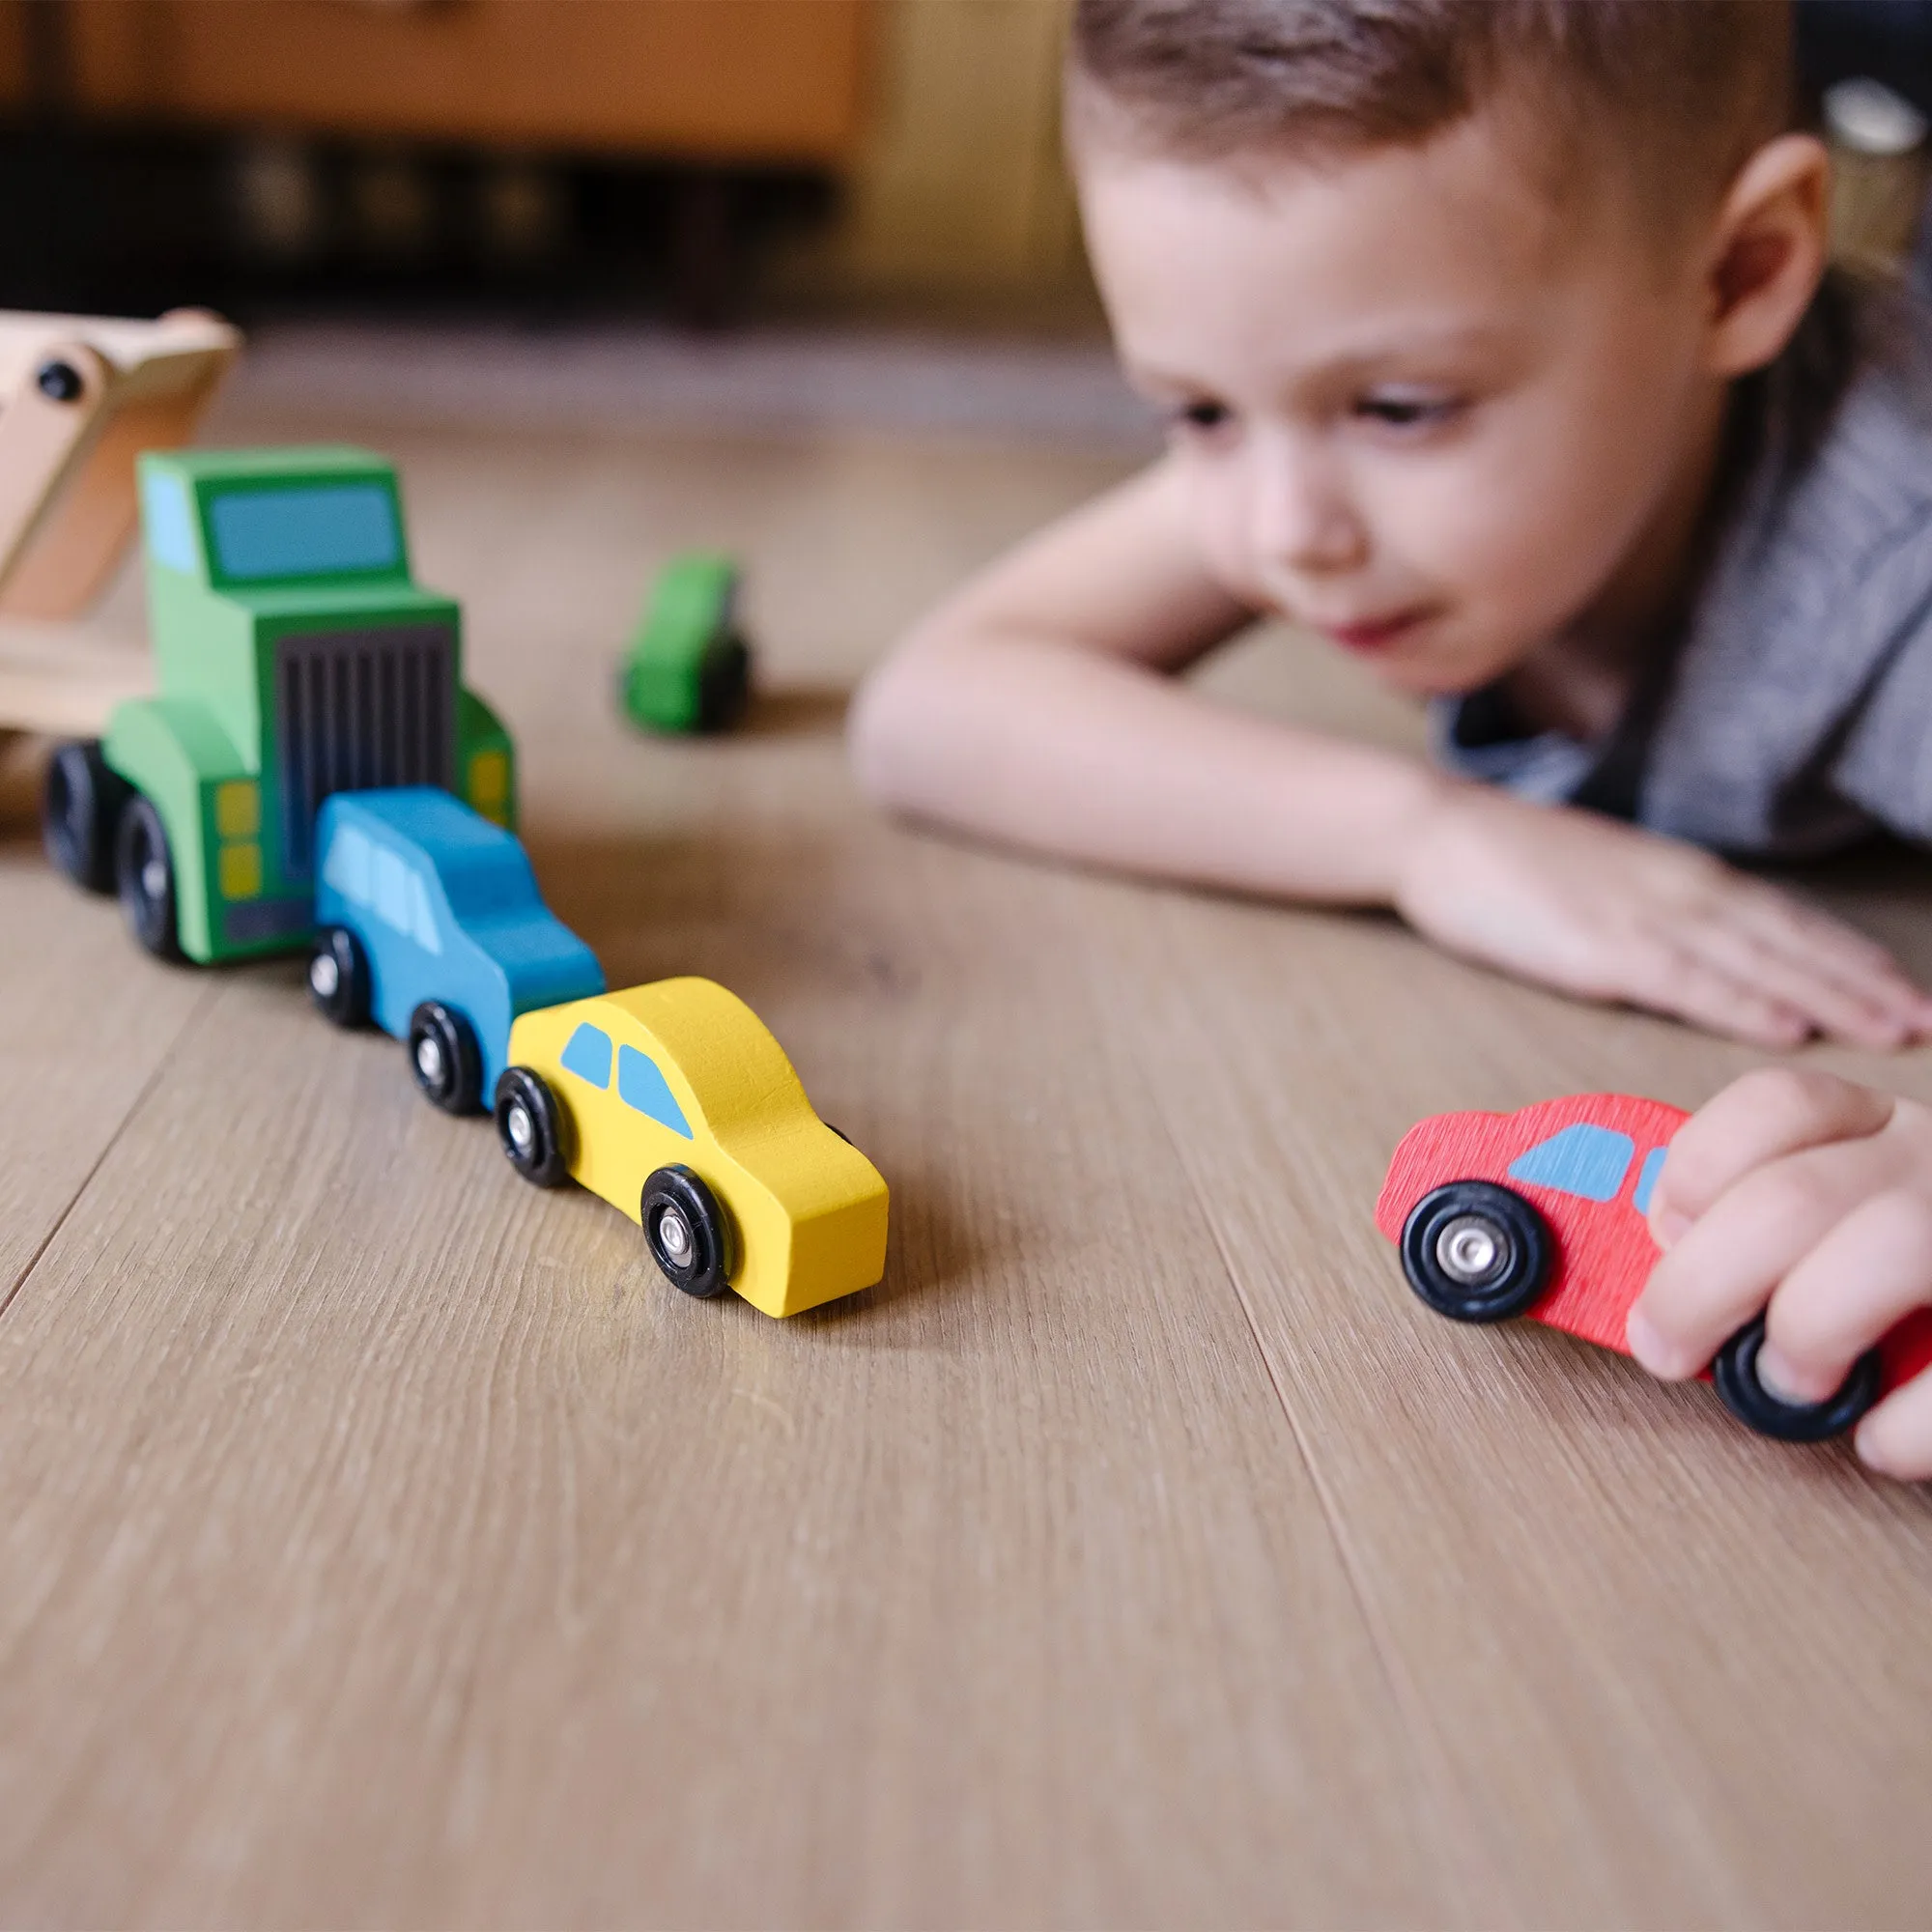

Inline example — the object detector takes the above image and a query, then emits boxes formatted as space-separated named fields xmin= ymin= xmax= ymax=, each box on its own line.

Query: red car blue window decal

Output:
xmin=1632 ymin=1146 xmax=1668 ymax=1216
xmin=1507 ymin=1123 xmax=1634 ymax=1203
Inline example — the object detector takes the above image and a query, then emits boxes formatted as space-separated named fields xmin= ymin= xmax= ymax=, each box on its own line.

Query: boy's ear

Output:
xmin=1701 ymin=133 xmax=1832 ymax=380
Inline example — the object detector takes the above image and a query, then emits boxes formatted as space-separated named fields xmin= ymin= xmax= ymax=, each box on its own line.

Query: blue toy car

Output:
xmin=308 ymin=788 xmax=605 ymax=1114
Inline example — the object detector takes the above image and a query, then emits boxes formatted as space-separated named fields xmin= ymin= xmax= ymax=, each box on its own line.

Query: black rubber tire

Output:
xmin=1712 ymin=1314 xmax=1883 ymax=1443
xmin=494 ymin=1067 xmax=571 ymax=1187
xmin=640 ymin=1165 xmax=731 ymax=1298
xmin=307 ymin=926 xmax=371 ymax=1028
xmin=114 ymin=795 xmax=183 ymax=961
xmin=408 ymin=1001 xmax=483 ymax=1115
xmin=43 ymin=740 xmax=131 ymax=895
xmin=696 ymin=635 xmax=752 ymax=732
xmin=1400 ymin=1180 xmax=1552 ymax=1323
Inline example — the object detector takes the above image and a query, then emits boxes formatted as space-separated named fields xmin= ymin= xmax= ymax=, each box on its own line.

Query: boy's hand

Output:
xmin=1392 ymin=786 xmax=1932 ymax=1048
xmin=1629 ymin=1069 xmax=1932 ymax=1479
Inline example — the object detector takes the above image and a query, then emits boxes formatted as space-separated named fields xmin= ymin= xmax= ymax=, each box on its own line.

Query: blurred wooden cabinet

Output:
xmin=61 ymin=0 xmax=869 ymax=162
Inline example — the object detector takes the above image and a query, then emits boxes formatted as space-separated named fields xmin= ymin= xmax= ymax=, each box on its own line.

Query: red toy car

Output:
xmin=1377 ymin=1094 xmax=1932 ymax=1443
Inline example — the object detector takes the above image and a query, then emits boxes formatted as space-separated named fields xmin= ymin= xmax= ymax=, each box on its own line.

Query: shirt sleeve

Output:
xmin=1829 ymin=536 xmax=1932 ymax=842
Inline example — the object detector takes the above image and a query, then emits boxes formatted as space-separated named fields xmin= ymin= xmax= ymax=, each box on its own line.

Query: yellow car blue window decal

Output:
xmin=1508 ymin=1124 xmax=1634 ymax=1203
xmin=1632 ymin=1146 xmax=1668 ymax=1216
xmin=617 ymin=1046 xmax=693 ymax=1138
xmin=560 ymin=1023 xmax=612 ymax=1089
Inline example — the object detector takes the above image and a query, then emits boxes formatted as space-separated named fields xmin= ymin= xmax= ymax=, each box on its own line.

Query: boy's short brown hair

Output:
xmin=1069 ymin=0 xmax=1795 ymax=213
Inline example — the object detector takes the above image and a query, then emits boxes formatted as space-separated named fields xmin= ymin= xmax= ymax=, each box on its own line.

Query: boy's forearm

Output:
xmin=849 ymin=633 xmax=1448 ymax=905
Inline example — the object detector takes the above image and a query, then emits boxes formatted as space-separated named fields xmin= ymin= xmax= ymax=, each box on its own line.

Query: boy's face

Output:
xmin=1079 ymin=108 xmax=1721 ymax=696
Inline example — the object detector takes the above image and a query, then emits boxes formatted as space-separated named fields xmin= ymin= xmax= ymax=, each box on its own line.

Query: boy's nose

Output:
xmin=1249 ymin=441 xmax=1367 ymax=577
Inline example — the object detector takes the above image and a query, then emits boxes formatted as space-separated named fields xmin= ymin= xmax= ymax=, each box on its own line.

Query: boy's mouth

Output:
xmin=1316 ymin=608 xmax=1432 ymax=655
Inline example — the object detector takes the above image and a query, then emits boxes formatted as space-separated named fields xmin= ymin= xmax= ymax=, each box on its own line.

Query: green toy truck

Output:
xmin=42 ymin=445 xmax=515 ymax=963
xmin=617 ymin=552 xmax=752 ymax=735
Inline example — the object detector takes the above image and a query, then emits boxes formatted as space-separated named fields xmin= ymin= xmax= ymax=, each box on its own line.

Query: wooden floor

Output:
xmin=5 ymin=379 xmax=1932 ymax=1929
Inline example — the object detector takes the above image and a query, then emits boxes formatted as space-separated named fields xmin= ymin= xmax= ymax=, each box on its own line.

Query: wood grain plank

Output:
xmin=0 ymin=416 xmax=1444 ymax=1925
xmin=0 ymin=788 xmax=1442 ymax=1928
xmin=0 ymin=838 xmax=212 ymax=1304
xmin=1076 ymin=629 xmax=1932 ymax=1927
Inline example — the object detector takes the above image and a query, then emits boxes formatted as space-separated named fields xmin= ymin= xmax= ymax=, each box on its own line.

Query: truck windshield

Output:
xmin=209 ymin=483 xmax=401 ymax=582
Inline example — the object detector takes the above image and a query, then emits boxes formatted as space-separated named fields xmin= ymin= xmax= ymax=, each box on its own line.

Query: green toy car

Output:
xmin=42 ymin=445 xmax=515 ymax=964
xmin=617 ymin=552 xmax=752 ymax=734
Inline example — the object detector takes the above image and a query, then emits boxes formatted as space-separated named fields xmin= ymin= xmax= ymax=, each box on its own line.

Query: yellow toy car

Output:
xmin=493 ymin=977 xmax=889 ymax=1318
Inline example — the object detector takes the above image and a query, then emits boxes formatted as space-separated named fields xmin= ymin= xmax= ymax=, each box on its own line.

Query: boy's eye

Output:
xmin=1170 ymin=398 xmax=1232 ymax=434
xmin=1352 ymin=391 xmax=1462 ymax=430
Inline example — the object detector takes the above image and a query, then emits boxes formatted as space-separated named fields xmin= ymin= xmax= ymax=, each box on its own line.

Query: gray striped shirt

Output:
xmin=1434 ymin=283 xmax=1932 ymax=858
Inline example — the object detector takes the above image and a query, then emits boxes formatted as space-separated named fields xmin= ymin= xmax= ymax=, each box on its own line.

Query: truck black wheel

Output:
xmin=114 ymin=796 xmax=183 ymax=961
xmin=408 ymin=1001 xmax=483 ymax=1115
xmin=696 ymin=635 xmax=752 ymax=732
xmin=1712 ymin=1315 xmax=1883 ymax=1443
xmin=43 ymin=740 xmax=131 ymax=894
xmin=641 ymin=1165 xmax=731 ymax=1298
xmin=495 ymin=1067 xmax=570 ymax=1187
xmin=308 ymin=926 xmax=371 ymax=1028
xmin=1400 ymin=1180 xmax=1552 ymax=1323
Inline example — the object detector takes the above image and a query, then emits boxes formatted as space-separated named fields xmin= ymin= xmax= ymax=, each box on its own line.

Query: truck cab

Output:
xmin=45 ymin=445 xmax=515 ymax=963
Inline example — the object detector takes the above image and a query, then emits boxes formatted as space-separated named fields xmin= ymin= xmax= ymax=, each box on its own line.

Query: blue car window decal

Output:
xmin=1507 ymin=1123 xmax=1635 ymax=1203
xmin=617 ymin=1045 xmax=694 ymax=1139
xmin=410 ymin=871 xmax=442 ymax=955
xmin=1632 ymin=1146 xmax=1668 ymax=1216
xmin=322 ymin=823 xmax=373 ymax=907
xmin=560 ymin=1024 xmax=613 ymax=1090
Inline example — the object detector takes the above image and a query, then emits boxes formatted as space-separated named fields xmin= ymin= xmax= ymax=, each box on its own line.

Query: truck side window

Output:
xmin=322 ymin=824 xmax=374 ymax=907
xmin=1508 ymin=1124 xmax=1634 ymax=1203
xmin=617 ymin=1046 xmax=693 ymax=1139
xmin=560 ymin=1024 xmax=613 ymax=1090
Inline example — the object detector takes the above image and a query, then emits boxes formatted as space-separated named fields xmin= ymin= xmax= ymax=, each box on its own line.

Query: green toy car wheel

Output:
xmin=43 ymin=740 xmax=132 ymax=895
xmin=114 ymin=795 xmax=183 ymax=961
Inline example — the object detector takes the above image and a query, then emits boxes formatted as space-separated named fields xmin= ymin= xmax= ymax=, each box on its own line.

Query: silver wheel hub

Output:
xmin=415 ymin=1035 xmax=445 ymax=1085
xmin=310 ymin=952 xmax=340 ymax=999
xmin=142 ymin=858 xmax=168 ymax=898
xmin=1436 ymin=1215 xmax=1508 ymax=1286
xmin=506 ymin=1102 xmax=534 ymax=1153
xmin=657 ymin=1207 xmax=693 ymax=1264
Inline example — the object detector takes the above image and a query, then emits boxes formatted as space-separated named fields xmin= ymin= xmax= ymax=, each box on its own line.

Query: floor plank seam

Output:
xmin=0 ymin=981 xmax=222 ymax=1328
xmin=1153 ymin=1103 xmax=1492 ymax=1926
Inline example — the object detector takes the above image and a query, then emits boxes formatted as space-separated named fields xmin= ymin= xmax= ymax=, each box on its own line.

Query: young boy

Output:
xmin=849 ymin=0 xmax=1932 ymax=1476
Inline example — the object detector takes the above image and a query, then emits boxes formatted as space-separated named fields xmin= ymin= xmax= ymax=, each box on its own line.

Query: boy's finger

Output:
xmin=1685 ymin=921 xmax=1912 ymax=1048
xmin=1759 ymin=1190 xmax=1932 ymax=1403
xmin=1624 ymin=952 xmax=1808 ymax=1047
xmin=1647 ymin=1066 xmax=1891 ymax=1237
xmin=1738 ymin=895 xmax=1932 ymax=1027
xmin=1855 ymin=1370 xmax=1932 ymax=1481
xmin=1629 ymin=1138 xmax=1885 ymax=1378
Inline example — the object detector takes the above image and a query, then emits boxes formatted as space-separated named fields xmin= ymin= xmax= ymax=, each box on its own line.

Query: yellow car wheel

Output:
xmin=495 ymin=1066 xmax=571 ymax=1187
xmin=642 ymin=1166 xmax=731 ymax=1299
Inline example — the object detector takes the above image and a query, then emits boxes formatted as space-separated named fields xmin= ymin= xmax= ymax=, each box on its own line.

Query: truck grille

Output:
xmin=274 ymin=621 xmax=456 ymax=875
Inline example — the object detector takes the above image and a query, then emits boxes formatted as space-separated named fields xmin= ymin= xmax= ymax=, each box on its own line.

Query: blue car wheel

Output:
xmin=308 ymin=926 xmax=371 ymax=1028
xmin=409 ymin=1000 xmax=483 ymax=1115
